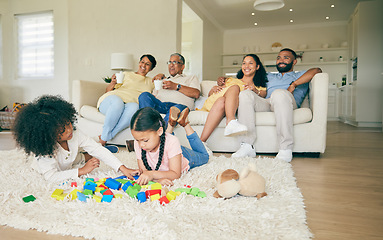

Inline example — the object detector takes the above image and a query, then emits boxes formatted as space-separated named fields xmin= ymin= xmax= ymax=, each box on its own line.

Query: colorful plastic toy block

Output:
xmin=126 ymin=186 xmax=139 ymax=198
xmin=101 ymin=195 xmax=113 ymax=203
xmin=133 ymin=175 xmax=139 ymax=180
xmin=150 ymin=193 xmax=161 ymax=201
xmin=56 ymin=193 xmax=68 ymax=201
xmin=166 ymin=191 xmax=177 ymax=201
xmin=151 ymin=182 xmax=162 ymax=190
xmin=122 ymin=182 xmax=133 ymax=191
xmin=93 ymin=195 xmax=102 ymax=203
xmin=70 ymin=189 xmax=81 ymax=200
xmin=159 ymin=196 xmax=170 ymax=205
xmin=102 ymin=189 xmax=114 ymax=195
xmin=71 ymin=182 xmax=77 ymax=187
xmin=22 ymin=195 xmax=36 ymax=203
xmin=137 ymin=192 xmax=147 ymax=203
xmin=83 ymin=184 xmax=96 ymax=192
xmin=197 ymin=191 xmax=206 ymax=198
xmin=51 ymin=189 xmax=64 ymax=199
xmin=114 ymin=194 xmax=123 ymax=199
xmin=83 ymin=189 xmax=93 ymax=196
xmin=145 ymin=189 xmax=161 ymax=198
xmin=105 ymin=178 xmax=121 ymax=190
xmin=132 ymin=184 xmax=141 ymax=191
xmin=189 ymin=188 xmax=200 ymax=196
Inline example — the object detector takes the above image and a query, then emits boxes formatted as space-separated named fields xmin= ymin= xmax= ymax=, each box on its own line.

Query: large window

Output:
xmin=16 ymin=11 xmax=54 ymax=79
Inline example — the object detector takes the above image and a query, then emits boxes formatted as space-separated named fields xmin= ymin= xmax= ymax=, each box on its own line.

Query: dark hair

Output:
xmin=140 ymin=54 xmax=157 ymax=70
xmin=12 ymin=95 xmax=77 ymax=157
xmin=236 ymin=54 xmax=268 ymax=88
xmin=170 ymin=53 xmax=185 ymax=65
xmin=130 ymin=107 xmax=166 ymax=171
xmin=279 ymin=48 xmax=297 ymax=59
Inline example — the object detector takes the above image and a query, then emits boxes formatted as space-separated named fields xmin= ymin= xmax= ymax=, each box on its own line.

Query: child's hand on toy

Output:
xmin=136 ymin=171 xmax=153 ymax=185
xmin=157 ymin=178 xmax=173 ymax=186
xmin=78 ymin=158 xmax=100 ymax=176
xmin=119 ymin=165 xmax=140 ymax=180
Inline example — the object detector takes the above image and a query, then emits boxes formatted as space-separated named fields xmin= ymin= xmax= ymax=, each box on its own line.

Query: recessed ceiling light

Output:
xmin=331 ymin=4 xmax=335 ymax=8
xmin=254 ymin=22 xmax=258 ymax=26
xmin=289 ymin=8 xmax=293 ymax=11
xmin=326 ymin=16 xmax=330 ymax=20
xmin=290 ymin=19 xmax=294 ymax=23
xmin=252 ymin=12 xmax=255 ymax=15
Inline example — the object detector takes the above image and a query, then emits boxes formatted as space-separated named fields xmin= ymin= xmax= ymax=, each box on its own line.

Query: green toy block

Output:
xmin=197 ymin=191 xmax=206 ymax=198
xmin=22 ymin=195 xmax=36 ymax=203
xmin=132 ymin=184 xmax=141 ymax=191
xmin=189 ymin=187 xmax=200 ymax=196
xmin=116 ymin=179 xmax=129 ymax=184
xmin=126 ymin=186 xmax=139 ymax=198
xmin=83 ymin=189 xmax=93 ymax=196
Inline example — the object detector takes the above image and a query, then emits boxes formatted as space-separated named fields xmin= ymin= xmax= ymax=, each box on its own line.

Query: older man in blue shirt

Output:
xmin=232 ymin=48 xmax=322 ymax=162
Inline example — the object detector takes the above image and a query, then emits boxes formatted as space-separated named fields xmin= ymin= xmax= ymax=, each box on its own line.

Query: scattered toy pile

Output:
xmin=47 ymin=176 xmax=206 ymax=204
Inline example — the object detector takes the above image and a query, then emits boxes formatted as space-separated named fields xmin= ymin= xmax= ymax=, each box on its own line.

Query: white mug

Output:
xmin=154 ymin=80 xmax=163 ymax=90
xmin=115 ymin=72 xmax=124 ymax=84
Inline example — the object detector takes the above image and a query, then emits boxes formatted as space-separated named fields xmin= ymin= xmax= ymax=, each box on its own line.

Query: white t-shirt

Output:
xmin=33 ymin=130 xmax=123 ymax=182
xmin=154 ymin=74 xmax=200 ymax=110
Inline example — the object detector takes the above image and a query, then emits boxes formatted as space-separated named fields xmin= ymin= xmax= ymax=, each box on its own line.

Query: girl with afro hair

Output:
xmin=13 ymin=95 xmax=139 ymax=182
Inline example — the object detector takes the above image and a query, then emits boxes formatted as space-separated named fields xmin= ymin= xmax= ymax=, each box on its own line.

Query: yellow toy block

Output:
xmin=151 ymin=182 xmax=162 ymax=190
xmin=70 ymin=189 xmax=81 ymax=200
xmin=95 ymin=187 xmax=103 ymax=193
xmin=166 ymin=191 xmax=177 ymax=201
xmin=56 ymin=193 xmax=68 ymax=201
xmin=114 ymin=194 xmax=123 ymax=199
xmin=93 ymin=195 xmax=102 ymax=203
xmin=150 ymin=193 xmax=161 ymax=201
xmin=51 ymin=189 xmax=64 ymax=199
xmin=141 ymin=185 xmax=149 ymax=189
xmin=175 ymin=191 xmax=181 ymax=196
xmin=99 ymin=178 xmax=106 ymax=183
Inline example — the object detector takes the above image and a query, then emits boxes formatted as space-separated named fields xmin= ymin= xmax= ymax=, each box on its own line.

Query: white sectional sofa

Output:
xmin=72 ymin=73 xmax=328 ymax=156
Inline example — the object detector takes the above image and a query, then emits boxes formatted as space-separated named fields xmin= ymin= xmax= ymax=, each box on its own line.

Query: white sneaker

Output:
xmin=202 ymin=141 xmax=213 ymax=156
xmin=276 ymin=149 xmax=293 ymax=163
xmin=232 ymin=143 xmax=256 ymax=158
xmin=224 ymin=119 xmax=248 ymax=136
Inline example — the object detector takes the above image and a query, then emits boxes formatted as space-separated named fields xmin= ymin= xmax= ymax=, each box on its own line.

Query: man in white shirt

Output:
xmin=138 ymin=53 xmax=200 ymax=124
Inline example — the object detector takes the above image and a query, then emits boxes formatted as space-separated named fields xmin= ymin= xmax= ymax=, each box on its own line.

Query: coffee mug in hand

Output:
xmin=154 ymin=80 xmax=163 ymax=90
xmin=115 ymin=72 xmax=124 ymax=84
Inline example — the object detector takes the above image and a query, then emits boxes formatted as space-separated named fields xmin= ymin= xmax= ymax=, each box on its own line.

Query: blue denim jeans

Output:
xmin=181 ymin=132 xmax=209 ymax=169
xmin=138 ymin=92 xmax=187 ymax=125
xmin=99 ymin=95 xmax=139 ymax=141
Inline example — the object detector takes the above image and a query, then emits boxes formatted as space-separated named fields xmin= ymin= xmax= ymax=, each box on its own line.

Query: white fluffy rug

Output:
xmin=0 ymin=149 xmax=312 ymax=240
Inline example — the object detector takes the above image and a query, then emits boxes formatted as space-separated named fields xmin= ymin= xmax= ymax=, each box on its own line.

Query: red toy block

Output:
xmin=102 ymin=189 xmax=114 ymax=196
xmin=145 ymin=189 xmax=161 ymax=198
xmin=98 ymin=184 xmax=108 ymax=190
xmin=159 ymin=196 xmax=170 ymax=205
xmin=71 ymin=182 xmax=77 ymax=187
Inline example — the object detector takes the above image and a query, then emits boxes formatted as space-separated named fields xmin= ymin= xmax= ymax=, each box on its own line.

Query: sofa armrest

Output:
xmin=309 ymin=73 xmax=329 ymax=123
xmin=72 ymin=80 xmax=107 ymax=111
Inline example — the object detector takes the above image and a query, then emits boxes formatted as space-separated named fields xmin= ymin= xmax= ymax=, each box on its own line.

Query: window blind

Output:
xmin=16 ymin=12 xmax=54 ymax=78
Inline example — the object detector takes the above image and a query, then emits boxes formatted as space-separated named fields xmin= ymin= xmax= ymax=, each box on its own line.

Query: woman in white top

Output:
xmin=13 ymin=95 xmax=139 ymax=182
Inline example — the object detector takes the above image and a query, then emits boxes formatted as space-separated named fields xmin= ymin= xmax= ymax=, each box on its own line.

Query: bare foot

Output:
xmin=98 ymin=135 xmax=107 ymax=146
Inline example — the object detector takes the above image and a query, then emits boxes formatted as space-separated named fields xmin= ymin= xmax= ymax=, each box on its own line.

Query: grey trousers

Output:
xmin=237 ymin=89 xmax=297 ymax=150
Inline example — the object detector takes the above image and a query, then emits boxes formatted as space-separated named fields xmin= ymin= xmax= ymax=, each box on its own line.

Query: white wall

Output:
xmin=0 ymin=0 xmax=68 ymax=107
xmin=183 ymin=0 xmax=223 ymax=81
xmin=0 ymin=0 xmax=182 ymax=107
xmin=223 ymin=22 xmax=349 ymax=84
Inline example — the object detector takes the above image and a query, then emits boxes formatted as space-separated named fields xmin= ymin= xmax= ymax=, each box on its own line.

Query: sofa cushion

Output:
xmin=80 ymin=105 xmax=105 ymax=124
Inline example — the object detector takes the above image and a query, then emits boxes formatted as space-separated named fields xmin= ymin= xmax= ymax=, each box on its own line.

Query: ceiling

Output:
xmin=188 ymin=0 xmax=371 ymax=30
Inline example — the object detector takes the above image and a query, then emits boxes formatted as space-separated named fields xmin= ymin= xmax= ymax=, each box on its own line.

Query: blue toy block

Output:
xmin=77 ymin=192 xmax=87 ymax=202
xmin=101 ymin=194 xmax=113 ymax=203
xmin=83 ymin=184 xmax=96 ymax=192
xmin=133 ymin=175 xmax=139 ymax=180
xmin=104 ymin=178 xmax=122 ymax=190
xmin=121 ymin=181 xmax=133 ymax=191
xmin=114 ymin=175 xmax=127 ymax=180
xmin=137 ymin=192 xmax=147 ymax=203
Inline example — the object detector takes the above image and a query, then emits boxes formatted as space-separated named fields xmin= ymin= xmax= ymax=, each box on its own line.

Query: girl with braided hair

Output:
xmin=130 ymin=107 xmax=209 ymax=186
xmin=13 ymin=95 xmax=139 ymax=182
